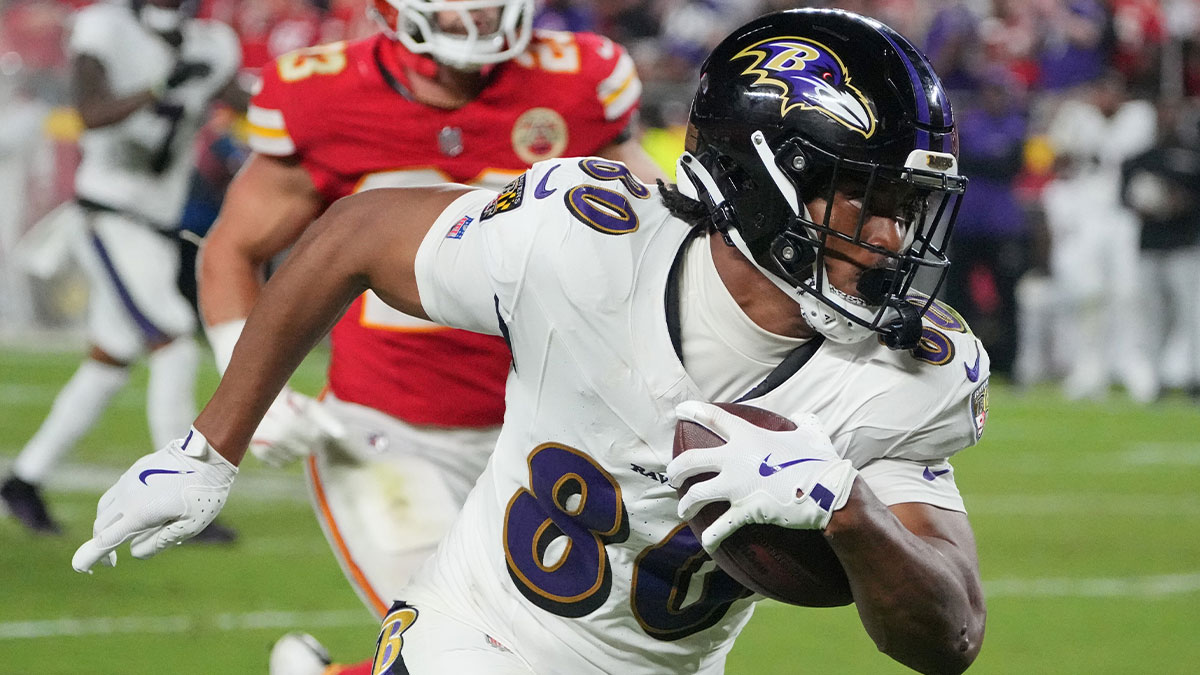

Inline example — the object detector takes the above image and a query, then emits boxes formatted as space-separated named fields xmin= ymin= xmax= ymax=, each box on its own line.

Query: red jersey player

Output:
xmin=197 ymin=0 xmax=662 ymax=672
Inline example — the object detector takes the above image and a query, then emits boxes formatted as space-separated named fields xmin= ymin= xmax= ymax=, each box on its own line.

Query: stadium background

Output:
xmin=2 ymin=0 xmax=1199 ymax=672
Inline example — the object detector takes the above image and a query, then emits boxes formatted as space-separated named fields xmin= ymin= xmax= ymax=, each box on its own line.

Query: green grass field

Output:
xmin=3 ymin=344 xmax=1199 ymax=674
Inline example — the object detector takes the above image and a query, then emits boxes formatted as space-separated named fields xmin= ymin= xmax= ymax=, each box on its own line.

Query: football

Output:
xmin=673 ymin=402 xmax=853 ymax=607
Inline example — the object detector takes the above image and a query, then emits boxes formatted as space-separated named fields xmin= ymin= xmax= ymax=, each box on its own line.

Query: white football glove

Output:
xmin=666 ymin=401 xmax=858 ymax=553
xmin=72 ymin=428 xmax=237 ymax=573
xmin=250 ymin=387 xmax=346 ymax=468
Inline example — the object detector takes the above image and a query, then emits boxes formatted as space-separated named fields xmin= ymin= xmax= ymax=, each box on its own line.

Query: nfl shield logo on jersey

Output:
xmin=438 ymin=126 xmax=464 ymax=157
xmin=446 ymin=215 xmax=474 ymax=239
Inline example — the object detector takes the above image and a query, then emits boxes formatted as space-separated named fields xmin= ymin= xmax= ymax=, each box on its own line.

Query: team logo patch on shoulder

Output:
xmin=481 ymin=174 xmax=527 ymax=221
xmin=733 ymin=36 xmax=876 ymax=137
xmin=512 ymin=107 xmax=569 ymax=165
xmin=446 ymin=215 xmax=474 ymax=239
xmin=971 ymin=378 xmax=990 ymax=442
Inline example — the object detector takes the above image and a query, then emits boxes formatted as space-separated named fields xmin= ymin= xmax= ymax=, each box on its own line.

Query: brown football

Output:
xmin=673 ymin=402 xmax=853 ymax=607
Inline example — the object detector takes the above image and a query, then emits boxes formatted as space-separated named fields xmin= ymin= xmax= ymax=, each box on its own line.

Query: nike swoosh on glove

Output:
xmin=666 ymin=401 xmax=858 ymax=552
xmin=72 ymin=428 xmax=237 ymax=573
xmin=250 ymin=388 xmax=346 ymax=468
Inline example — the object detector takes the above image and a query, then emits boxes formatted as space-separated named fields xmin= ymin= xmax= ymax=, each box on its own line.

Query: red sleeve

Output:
xmin=245 ymin=41 xmax=354 ymax=159
xmin=571 ymin=31 xmax=642 ymax=145
xmin=245 ymin=55 xmax=305 ymax=159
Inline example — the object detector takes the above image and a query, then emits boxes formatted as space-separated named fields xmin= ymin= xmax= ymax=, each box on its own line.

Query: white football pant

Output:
xmin=305 ymin=393 xmax=497 ymax=618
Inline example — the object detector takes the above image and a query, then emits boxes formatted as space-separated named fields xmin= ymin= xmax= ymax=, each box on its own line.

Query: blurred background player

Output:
xmin=0 ymin=0 xmax=246 ymax=539
xmin=1041 ymin=70 xmax=1158 ymax=402
xmin=1121 ymin=97 xmax=1200 ymax=400
xmin=196 ymin=0 xmax=663 ymax=671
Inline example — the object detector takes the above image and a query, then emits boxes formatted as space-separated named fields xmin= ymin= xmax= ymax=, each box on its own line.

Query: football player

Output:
xmin=1040 ymin=70 xmax=1158 ymax=402
xmin=75 ymin=9 xmax=988 ymax=674
xmin=195 ymin=0 xmax=661 ymax=670
xmin=1 ymin=0 xmax=244 ymax=541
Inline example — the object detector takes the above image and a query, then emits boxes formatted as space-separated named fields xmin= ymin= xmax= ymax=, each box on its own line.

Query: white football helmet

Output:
xmin=130 ymin=0 xmax=197 ymax=34
xmin=370 ymin=0 xmax=535 ymax=70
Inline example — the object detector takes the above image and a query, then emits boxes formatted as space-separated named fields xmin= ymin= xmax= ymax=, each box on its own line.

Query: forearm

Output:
xmin=73 ymin=55 xmax=157 ymax=129
xmin=195 ymin=185 xmax=459 ymax=464
xmin=194 ymin=218 xmax=367 ymax=465
xmin=76 ymin=90 xmax=158 ymax=129
xmin=198 ymin=235 xmax=266 ymax=328
xmin=198 ymin=153 xmax=326 ymax=331
xmin=198 ymin=223 xmax=276 ymax=375
xmin=824 ymin=480 xmax=985 ymax=674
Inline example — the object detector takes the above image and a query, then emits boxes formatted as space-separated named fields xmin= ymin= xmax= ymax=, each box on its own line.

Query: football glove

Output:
xmin=666 ymin=401 xmax=858 ymax=552
xmin=250 ymin=388 xmax=346 ymax=468
xmin=72 ymin=428 xmax=237 ymax=573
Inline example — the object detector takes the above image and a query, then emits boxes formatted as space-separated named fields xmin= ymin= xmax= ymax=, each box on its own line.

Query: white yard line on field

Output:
xmin=0 ymin=383 xmax=145 ymax=409
xmin=1121 ymin=443 xmax=1200 ymax=466
xmin=0 ymin=609 xmax=369 ymax=640
xmin=0 ymin=459 xmax=308 ymax=503
xmin=7 ymin=572 xmax=1200 ymax=640
xmin=966 ymin=493 xmax=1200 ymax=517
xmin=0 ymin=383 xmax=71 ymax=404
xmin=983 ymin=572 xmax=1200 ymax=598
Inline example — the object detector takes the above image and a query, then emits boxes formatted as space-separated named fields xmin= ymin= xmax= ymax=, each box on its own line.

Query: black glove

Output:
xmin=164 ymin=61 xmax=212 ymax=89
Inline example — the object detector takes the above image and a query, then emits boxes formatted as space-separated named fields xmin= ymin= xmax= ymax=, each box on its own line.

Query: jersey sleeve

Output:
xmin=203 ymin=20 xmax=243 ymax=93
xmin=577 ymin=32 xmax=642 ymax=128
xmin=557 ymin=31 xmax=642 ymax=148
xmin=416 ymin=159 xmax=641 ymax=334
xmin=857 ymin=457 xmax=966 ymax=513
xmin=836 ymin=332 xmax=991 ymax=467
xmin=245 ymin=59 xmax=301 ymax=157
xmin=68 ymin=6 xmax=119 ymax=61
xmin=414 ymin=187 xmax=516 ymax=335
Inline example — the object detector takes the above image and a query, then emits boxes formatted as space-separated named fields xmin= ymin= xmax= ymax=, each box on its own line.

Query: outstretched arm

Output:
xmin=197 ymin=185 xmax=472 ymax=464
xmin=72 ymin=185 xmax=470 ymax=573
xmin=197 ymin=153 xmax=332 ymax=466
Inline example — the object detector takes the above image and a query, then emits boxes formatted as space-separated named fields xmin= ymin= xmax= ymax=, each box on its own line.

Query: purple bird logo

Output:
xmin=734 ymin=37 xmax=876 ymax=138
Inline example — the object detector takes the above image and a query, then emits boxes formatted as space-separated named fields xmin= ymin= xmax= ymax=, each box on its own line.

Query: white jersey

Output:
xmin=409 ymin=159 xmax=991 ymax=674
xmin=68 ymin=4 xmax=240 ymax=227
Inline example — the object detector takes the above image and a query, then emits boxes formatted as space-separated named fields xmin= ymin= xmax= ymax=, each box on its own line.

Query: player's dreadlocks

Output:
xmin=657 ymin=180 xmax=714 ymax=231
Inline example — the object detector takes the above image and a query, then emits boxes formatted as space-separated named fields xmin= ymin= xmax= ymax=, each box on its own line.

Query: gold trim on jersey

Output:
xmin=246 ymin=123 xmax=290 ymax=140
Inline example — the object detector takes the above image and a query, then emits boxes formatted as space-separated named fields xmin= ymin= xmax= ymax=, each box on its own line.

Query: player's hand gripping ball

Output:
xmin=670 ymin=402 xmax=854 ymax=607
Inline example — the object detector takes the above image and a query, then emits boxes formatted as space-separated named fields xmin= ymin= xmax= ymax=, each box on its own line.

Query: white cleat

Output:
xmin=269 ymin=632 xmax=332 ymax=675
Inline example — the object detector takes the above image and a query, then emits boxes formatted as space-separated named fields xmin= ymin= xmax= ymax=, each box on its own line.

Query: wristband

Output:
xmin=205 ymin=318 xmax=246 ymax=375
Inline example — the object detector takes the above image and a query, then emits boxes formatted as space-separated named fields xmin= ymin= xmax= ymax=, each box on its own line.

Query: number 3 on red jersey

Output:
xmin=278 ymin=42 xmax=349 ymax=82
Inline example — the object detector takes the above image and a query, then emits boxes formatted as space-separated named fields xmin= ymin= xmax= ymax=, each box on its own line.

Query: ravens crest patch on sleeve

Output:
xmin=481 ymin=174 xmax=527 ymax=221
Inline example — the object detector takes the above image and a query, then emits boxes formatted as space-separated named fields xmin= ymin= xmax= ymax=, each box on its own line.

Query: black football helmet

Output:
xmin=675 ymin=8 xmax=967 ymax=350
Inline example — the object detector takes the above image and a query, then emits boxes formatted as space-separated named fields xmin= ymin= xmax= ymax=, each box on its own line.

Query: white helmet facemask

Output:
xmin=374 ymin=0 xmax=534 ymax=70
